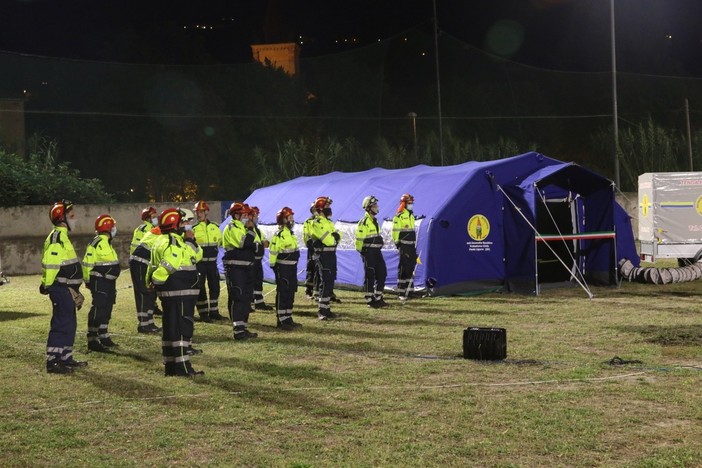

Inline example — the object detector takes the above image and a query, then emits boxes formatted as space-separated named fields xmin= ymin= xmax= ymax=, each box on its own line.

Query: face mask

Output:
xmin=323 ymin=208 xmax=332 ymax=217
xmin=184 ymin=224 xmax=193 ymax=231
xmin=67 ymin=218 xmax=77 ymax=231
xmin=240 ymin=217 xmax=249 ymax=225
xmin=110 ymin=226 xmax=118 ymax=237
xmin=151 ymin=217 xmax=158 ymax=226
xmin=371 ymin=206 xmax=379 ymax=215
xmin=406 ymin=203 xmax=414 ymax=211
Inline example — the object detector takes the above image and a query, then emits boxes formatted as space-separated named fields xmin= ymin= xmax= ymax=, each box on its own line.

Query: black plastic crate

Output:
xmin=463 ymin=327 xmax=507 ymax=360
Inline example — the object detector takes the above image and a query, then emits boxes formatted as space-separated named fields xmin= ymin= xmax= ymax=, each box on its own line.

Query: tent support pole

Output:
xmin=534 ymin=235 xmax=540 ymax=295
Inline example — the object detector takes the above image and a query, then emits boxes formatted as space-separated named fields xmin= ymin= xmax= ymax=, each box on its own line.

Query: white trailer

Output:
xmin=639 ymin=172 xmax=702 ymax=262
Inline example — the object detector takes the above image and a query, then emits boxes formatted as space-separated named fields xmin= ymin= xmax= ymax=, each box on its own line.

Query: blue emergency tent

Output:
xmin=221 ymin=152 xmax=638 ymax=295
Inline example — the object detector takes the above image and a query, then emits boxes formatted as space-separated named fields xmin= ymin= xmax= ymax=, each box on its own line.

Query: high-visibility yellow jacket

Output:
xmin=82 ymin=233 xmax=120 ymax=283
xmin=148 ymin=232 xmax=202 ymax=296
xmin=269 ymin=226 xmax=300 ymax=267
xmin=41 ymin=226 xmax=82 ymax=288
xmin=355 ymin=212 xmax=383 ymax=252
xmin=311 ymin=216 xmax=340 ymax=251
xmin=222 ymin=219 xmax=258 ymax=267
xmin=192 ymin=220 xmax=221 ymax=262
xmin=392 ymin=209 xmax=416 ymax=248
xmin=302 ymin=215 xmax=317 ymax=248
xmin=130 ymin=221 xmax=153 ymax=254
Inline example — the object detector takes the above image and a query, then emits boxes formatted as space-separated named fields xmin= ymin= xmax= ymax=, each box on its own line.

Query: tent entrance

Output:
xmin=536 ymin=198 xmax=577 ymax=283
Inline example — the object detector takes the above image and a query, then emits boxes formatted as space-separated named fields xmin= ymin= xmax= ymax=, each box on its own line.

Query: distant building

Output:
xmin=251 ymin=42 xmax=301 ymax=76
xmin=0 ymin=98 xmax=26 ymax=157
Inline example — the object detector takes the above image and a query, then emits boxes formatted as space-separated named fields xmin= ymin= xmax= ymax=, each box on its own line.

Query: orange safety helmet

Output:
xmin=313 ymin=196 xmax=332 ymax=212
xmin=249 ymin=206 xmax=260 ymax=217
xmin=49 ymin=199 xmax=73 ymax=225
xmin=141 ymin=206 xmax=157 ymax=221
xmin=276 ymin=206 xmax=294 ymax=225
xmin=193 ymin=200 xmax=209 ymax=212
xmin=158 ymin=208 xmax=182 ymax=233
xmin=229 ymin=201 xmax=248 ymax=217
xmin=95 ymin=214 xmax=116 ymax=233
xmin=400 ymin=193 xmax=414 ymax=204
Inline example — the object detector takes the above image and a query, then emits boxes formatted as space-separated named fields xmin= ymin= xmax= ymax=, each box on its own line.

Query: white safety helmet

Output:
xmin=362 ymin=195 xmax=378 ymax=210
xmin=178 ymin=208 xmax=196 ymax=223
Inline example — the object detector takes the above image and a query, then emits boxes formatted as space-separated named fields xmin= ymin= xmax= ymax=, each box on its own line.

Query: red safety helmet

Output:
xmin=193 ymin=200 xmax=209 ymax=212
xmin=249 ymin=206 xmax=260 ymax=217
xmin=141 ymin=206 xmax=157 ymax=221
xmin=276 ymin=206 xmax=294 ymax=225
xmin=313 ymin=196 xmax=332 ymax=212
xmin=229 ymin=202 xmax=248 ymax=217
xmin=49 ymin=200 xmax=73 ymax=225
xmin=95 ymin=214 xmax=116 ymax=233
xmin=158 ymin=208 xmax=182 ymax=233
xmin=400 ymin=193 xmax=414 ymax=204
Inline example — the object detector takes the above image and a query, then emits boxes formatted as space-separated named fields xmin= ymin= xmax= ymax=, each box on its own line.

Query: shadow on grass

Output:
xmin=204 ymin=323 xmax=411 ymax=343
xmin=198 ymin=357 xmax=363 ymax=419
xmin=77 ymin=368 xmax=203 ymax=407
xmin=199 ymin=375 xmax=364 ymax=420
xmin=0 ymin=311 xmax=43 ymax=322
xmin=615 ymin=289 xmax=702 ymax=298
xmin=616 ymin=324 xmax=702 ymax=346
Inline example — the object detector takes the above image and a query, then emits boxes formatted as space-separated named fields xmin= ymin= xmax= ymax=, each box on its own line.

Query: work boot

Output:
xmin=47 ymin=361 xmax=74 ymax=374
xmin=277 ymin=320 xmax=296 ymax=331
xmin=368 ymin=300 xmax=383 ymax=309
xmin=376 ymin=298 xmax=390 ymax=308
xmin=318 ymin=310 xmax=336 ymax=320
xmin=255 ymin=303 xmax=274 ymax=311
xmin=88 ymin=341 xmax=112 ymax=353
xmin=137 ymin=324 xmax=161 ymax=334
xmin=197 ymin=314 xmax=213 ymax=323
xmin=63 ymin=359 xmax=88 ymax=368
xmin=100 ymin=337 xmax=119 ymax=348
xmin=289 ymin=319 xmax=303 ymax=328
xmin=330 ymin=295 xmax=342 ymax=303
xmin=209 ymin=313 xmax=228 ymax=321
xmin=234 ymin=328 xmax=258 ymax=341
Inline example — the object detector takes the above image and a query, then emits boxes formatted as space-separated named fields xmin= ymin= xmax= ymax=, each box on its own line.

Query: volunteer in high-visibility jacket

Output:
xmin=222 ymin=202 xmax=260 ymax=340
xmin=356 ymin=195 xmax=388 ymax=308
xmin=249 ymin=206 xmax=273 ymax=311
xmin=147 ymin=208 xmax=204 ymax=377
xmin=129 ymin=206 xmax=162 ymax=334
xmin=269 ymin=207 xmax=302 ymax=330
xmin=192 ymin=200 xmax=225 ymax=322
xmin=310 ymin=196 xmax=341 ymax=320
xmin=392 ymin=193 xmax=418 ymax=300
xmin=82 ymin=214 xmax=121 ymax=352
xmin=302 ymin=202 xmax=318 ymax=299
xmin=40 ymin=200 xmax=87 ymax=374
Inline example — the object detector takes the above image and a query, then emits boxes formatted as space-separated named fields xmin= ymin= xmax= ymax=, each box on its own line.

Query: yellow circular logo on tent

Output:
xmin=695 ymin=195 xmax=702 ymax=217
xmin=641 ymin=194 xmax=649 ymax=218
xmin=467 ymin=214 xmax=490 ymax=241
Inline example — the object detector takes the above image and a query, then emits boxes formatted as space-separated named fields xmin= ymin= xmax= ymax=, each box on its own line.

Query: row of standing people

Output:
xmin=40 ymin=194 xmax=418 ymax=375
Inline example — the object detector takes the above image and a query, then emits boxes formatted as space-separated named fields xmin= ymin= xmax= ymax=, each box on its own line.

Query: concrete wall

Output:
xmin=0 ymin=195 xmax=639 ymax=276
xmin=0 ymin=202 xmax=224 ymax=275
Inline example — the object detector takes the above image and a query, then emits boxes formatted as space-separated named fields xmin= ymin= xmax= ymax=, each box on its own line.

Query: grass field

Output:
xmin=1 ymin=272 xmax=701 ymax=467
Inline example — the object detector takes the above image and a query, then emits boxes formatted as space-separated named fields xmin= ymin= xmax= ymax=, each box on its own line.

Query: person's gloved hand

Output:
xmin=39 ymin=284 xmax=49 ymax=295
xmin=69 ymin=288 xmax=85 ymax=310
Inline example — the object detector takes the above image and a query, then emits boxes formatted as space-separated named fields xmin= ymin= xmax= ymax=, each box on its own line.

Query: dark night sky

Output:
xmin=0 ymin=0 xmax=701 ymax=75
